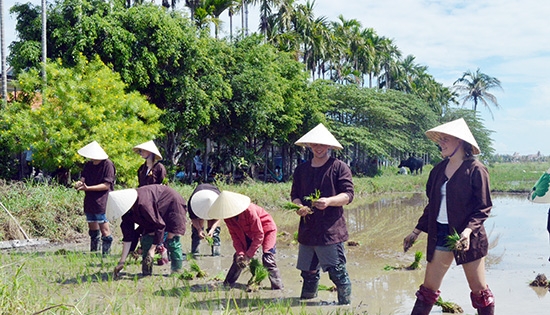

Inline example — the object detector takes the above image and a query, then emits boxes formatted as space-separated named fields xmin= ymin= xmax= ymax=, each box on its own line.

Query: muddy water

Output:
xmin=188 ymin=193 xmax=550 ymax=314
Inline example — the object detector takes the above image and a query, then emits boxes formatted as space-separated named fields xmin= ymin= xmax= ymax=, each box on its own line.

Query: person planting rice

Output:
xmin=403 ymin=118 xmax=494 ymax=315
xmin=187 ymin=183 xmax=223 ymax=256
xmin=108 ymin=184 xmax=187 ymax=277
xmin=74 ymin=141 xmax=116 ymax=255
xmin=290 ymin=123 xmax=354 ymax=305
xmin=191 ymin=189 xmax=283 ymax=290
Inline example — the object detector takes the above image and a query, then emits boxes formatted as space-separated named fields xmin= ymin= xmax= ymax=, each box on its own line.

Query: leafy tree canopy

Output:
xmin=0 ymin=55 xmax=163 ymax=185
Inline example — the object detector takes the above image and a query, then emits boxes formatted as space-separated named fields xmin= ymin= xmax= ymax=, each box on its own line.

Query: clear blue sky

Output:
xmin=3 ymin=0 xmax=550 ymax=156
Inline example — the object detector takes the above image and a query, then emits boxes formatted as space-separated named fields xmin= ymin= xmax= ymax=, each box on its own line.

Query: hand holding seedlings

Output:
xmin=403 ymin=231 xmax=419 ymax=252
xmin=296 ymin=205 xmax=313 ymax=216
xmin=236 ymin=254 xmax=249 ymax=269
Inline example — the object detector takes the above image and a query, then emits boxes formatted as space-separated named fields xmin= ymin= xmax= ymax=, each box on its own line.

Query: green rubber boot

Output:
xmin=166 ymin=236 xmax=184 ymax=273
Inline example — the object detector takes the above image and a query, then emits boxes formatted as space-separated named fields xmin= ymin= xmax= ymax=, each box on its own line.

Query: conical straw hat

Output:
xmin=133 ymin=140 xmax=163 ymax=161
xmin=207 ymin=191 xmax=251 ymax=219
xmin=106 ymin=189 xmax=138 ymax=222
xmin=425 ymin=118 xmax=480 ymax=155
xmin=190 ymin=189 xmax=220 ymax=219
xmin=295 ymin=123 xmax=343 ymax=149
xmin=77 ymin=141 xmax=108 ymax=160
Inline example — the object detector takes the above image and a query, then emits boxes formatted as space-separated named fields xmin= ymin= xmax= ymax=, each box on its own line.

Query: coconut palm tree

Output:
xmin=453 ymin=68 xmax=502 ymax=118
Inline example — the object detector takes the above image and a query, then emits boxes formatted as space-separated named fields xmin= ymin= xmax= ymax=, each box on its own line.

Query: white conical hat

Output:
xmin=295 ymin=123 xmax=343 ymax=149
xmin=133 ymin=140 xmax=162 ymax=161
xmin=207 ymin=191 xmax=251 ymax=219
xmin=529 ymin=168 xmax=550 ymax=204
xmin=77 ymin=141 xmax=108 ymax=160
xmin=190 ymin=189 xmax=220 ymax=219
xmin=425 ymin=118 xmax=480 ymax=155
xmin=106 ymin=189 xmax=138 ymax=222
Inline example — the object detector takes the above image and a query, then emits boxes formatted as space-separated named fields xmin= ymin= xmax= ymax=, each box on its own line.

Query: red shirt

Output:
xmin=224 ymin=203 xmax=277 ymax=258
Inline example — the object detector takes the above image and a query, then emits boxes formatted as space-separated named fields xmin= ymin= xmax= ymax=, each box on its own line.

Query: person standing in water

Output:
xmin=403 ymin=118 xmax=494 ymax=315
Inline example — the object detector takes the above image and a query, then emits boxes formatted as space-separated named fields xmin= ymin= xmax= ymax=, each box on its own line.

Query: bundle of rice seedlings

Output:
xmin=178 ymin=269 xmax=194 ymax=280
xmin=445 ymin=229 xmax=467 ymax=252
xmin=204 ymin=235 xmax=214 ymax=246
xmin=435 ymin=296 xmax=463 ymax=313
xmin=407 ymin=251 xmax=423 ymax=270
xmin=246 ymin=258 xmax=269 ymax=291
xmin=304 ymin=189 xmax=321 ymax=207
xmin=189 ymin=259 xmax=207 ymax=278
xmin=282 ymin=202 xmax=301 ymax=211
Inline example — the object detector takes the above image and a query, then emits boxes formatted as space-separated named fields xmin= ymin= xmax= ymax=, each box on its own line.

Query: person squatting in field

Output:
xmin=290 ymin=123 xmax=355 ymax=305
xmin=74 ymin=141 xmax=116 ymax=256
xmin=188 ymin=183 xmax=223 ymax=257
xmin=108 ymin=184 xmax=187 ymax=277
xmin=191 ymin=189 xmax=283 ymax=290
xmin=403 ymin=118 xmax=494 ymax=315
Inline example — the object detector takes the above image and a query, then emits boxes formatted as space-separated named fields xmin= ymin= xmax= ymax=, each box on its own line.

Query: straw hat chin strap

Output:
xmin=446 ymin=141 xmax=462 ymax=158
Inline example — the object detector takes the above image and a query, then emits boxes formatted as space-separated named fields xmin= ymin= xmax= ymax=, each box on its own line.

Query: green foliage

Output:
xmin=0 ymin=55 xmax=162 ymax=185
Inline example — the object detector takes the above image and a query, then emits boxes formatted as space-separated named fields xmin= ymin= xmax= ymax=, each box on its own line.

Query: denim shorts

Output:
xmin=85 ymin=213 xmax=109 ymax=223
xmin=435 ymin=222 xmax=452 ymax=252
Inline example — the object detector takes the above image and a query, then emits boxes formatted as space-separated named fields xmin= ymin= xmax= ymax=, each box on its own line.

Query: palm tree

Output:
xmin=453 ymin=68 xmax=502 ymax=118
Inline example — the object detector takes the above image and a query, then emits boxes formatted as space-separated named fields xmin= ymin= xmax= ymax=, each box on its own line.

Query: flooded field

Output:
xmin=165 ymin=192 xmax=549 ymax=314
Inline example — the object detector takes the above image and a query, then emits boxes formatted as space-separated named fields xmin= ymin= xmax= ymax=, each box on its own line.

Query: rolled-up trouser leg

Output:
xmin=411 ymin=284 xmax=440 ymax=315
xmin=328 ymin=264 xmax=352 ymax=305
xmin=89 ymin=230 xmax=101 ymax=252
xmin=223 ymin=254 xmax=243 ymax=287
xmin=300 ymin=270 xmax=320 ymax=299
xmin=471 ymin=285 xmax=495 ymax=315
xmin=191 ymin=225 xmax=201 ymax=255
xmin=101 ymin=235 xmax=113 ymax=256
xmin=262 ymin=252 xmax=283 ymax=289
xmin=140 ymin=234 xmax=154 ymax=276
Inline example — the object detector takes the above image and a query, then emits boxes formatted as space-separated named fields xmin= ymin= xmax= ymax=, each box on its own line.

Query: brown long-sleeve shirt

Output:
xmin=120 ymin=185 xmax=187 ymax=245
xmin=291 ymin=157 xmax=354 ymax=246
xmin=416 ymin=158 xmax=492 ymax=264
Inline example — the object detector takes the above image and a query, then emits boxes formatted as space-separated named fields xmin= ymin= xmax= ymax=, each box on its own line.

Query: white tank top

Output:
xmin=437 ymin=181 xmax=448 ymax=224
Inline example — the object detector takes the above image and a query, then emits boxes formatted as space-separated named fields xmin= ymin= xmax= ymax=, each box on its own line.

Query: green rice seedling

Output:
xmin=435 ymin=296 xmax=463 ymax=313
xmin=189 ymin=259 xmax=207 ymax=278
xmin=304 ymin=189 xmax=321 ymax=209
xmin=204 ymin=235 xmax=214 ymax=246
xmin=383 ymin=264 xmax=399 ymax=271
xmin=282 ymin=201 xmax=301 ymax=211
xmin=318 ymin=284 xmax=336 ymax=291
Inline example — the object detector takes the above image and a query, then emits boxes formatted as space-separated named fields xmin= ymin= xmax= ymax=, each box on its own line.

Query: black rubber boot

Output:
xmin=191 ymin=226 xmax=201 ymax=255
xmin=223 ymin=254 xmax=244 ymax=288
xmin=262 ymin=252 xmax=283 ymax=290
xmin=88 ymin=230 xmax=101 ymax=252
xmin=411 ymin=285 xmax=440 ymax=315
xmin=101 ymin=235 xmax=113 ymax=256
xmin=166 ymin=236 xmax=183 ymax=273
xmin=328 ymin=264 xmax=352 ymax=305
xmin=209 ymin=226 xmax=221 ymax=256
xmin=300 ymin=270 xmax=320 ymax=299
xmin=140 ymin=234 xmax=154 ymax=276
xmin=471 ymin=286 xmax=495 ymax=315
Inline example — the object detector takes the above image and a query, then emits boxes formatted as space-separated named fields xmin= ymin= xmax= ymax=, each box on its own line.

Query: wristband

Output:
xmin=412 ymin=230 xmax=419 ymax=235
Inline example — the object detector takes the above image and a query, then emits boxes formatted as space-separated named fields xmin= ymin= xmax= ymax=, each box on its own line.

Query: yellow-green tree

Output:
xmin=0 ymin=55 xmax=163 ymax=185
